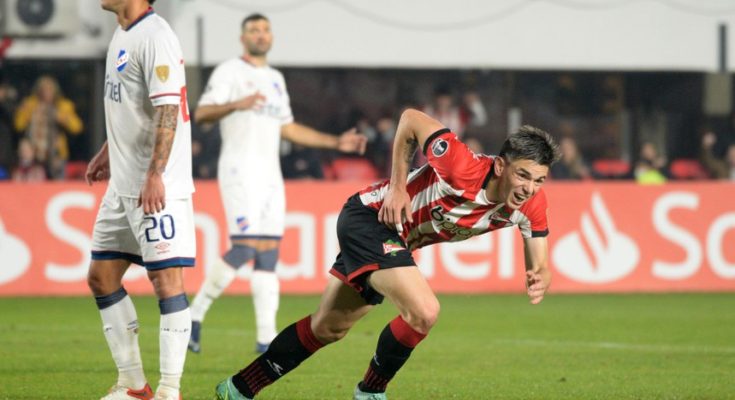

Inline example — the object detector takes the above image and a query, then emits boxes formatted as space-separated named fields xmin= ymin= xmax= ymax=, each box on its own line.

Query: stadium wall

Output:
xmin=0 ymin=181 xmax=733 ymax=296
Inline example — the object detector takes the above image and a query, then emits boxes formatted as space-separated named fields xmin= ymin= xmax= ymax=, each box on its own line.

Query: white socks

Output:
xmin=251 ymin=270 xmax=280 ymax=345
xmin=158 ymin=307 xmax=191 ymax=395
xmin=190 ymin=257 xmax=237 ymax=322
xmin=99 ymin=294 xmax=147 ymax=389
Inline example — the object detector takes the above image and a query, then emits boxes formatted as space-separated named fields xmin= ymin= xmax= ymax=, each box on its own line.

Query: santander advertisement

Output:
xmin=0 ymin=181 xmax=733 ymax=295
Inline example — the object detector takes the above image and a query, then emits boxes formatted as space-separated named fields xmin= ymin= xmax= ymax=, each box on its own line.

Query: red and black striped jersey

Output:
xmin=358 ymin=129 xmax=549 ymax=251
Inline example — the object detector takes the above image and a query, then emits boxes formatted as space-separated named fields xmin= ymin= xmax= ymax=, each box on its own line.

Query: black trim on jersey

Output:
xmin=125 ymin=7 xmax=154 ymax=31
xmin=531 ymin=229 xmax=549 ymax=238
xmin=422 ymin=128 xmax=451 ymax=156
xmin=482 ymin=158 xmax=496 ymax=189
xmin=230 ymin=234 xmax=283 ymax=240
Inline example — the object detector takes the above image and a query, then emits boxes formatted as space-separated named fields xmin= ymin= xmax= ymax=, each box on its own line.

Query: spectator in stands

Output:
xmin=371 ymin=114 xmax=397 ymax=178
xmin=550 ymin=136 xmax=590 ymax=180
xmin=0 ymin=81 xmax=17 ymax=179
xmin=12 ymin=137 xmax=46 ymax=182
xmin=700 ymin=131 xmax=735 ymax=180
xmin=634 ymin=141 xmax=667 ymax=184
xmin=423 ymin=86 xmax=487 ymax=138
xmin=13 ymin=75 xmax=83 ymax=180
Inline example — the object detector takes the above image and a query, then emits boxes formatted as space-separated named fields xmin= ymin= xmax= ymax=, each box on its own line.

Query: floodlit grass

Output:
xmin=1 ymin=293 xmax=734 ymax=399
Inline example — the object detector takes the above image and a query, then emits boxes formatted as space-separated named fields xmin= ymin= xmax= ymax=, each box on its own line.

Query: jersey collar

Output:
xmin=125 ymin=6 xmax=154 ymax=31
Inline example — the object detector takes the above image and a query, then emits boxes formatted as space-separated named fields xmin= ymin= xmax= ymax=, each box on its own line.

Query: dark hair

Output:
xmin=498 ymin=125 xmax=560 ymax=166
xmin=149 ymin=0 xmax=156 ymax=4
xmin=241 ymin=13 xmax=269 ymax=30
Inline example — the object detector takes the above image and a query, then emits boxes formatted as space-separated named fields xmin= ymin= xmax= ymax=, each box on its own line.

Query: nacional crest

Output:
xmin=155 ymin=65 xmax=170 ymax=82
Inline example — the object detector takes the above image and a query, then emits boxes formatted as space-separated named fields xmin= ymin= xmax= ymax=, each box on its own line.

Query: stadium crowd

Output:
xmin=1 ymin=69 xmax=734 ymax=183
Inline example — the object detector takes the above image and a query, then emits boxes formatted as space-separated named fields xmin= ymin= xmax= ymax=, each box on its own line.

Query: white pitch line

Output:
xmin=491 ymin=338 xmax=735 ymax=355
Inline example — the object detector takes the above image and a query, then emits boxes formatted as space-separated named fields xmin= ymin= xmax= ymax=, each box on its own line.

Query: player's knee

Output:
xmin=87 ymin=269 xmax=113 ymax=296
xmin=254 ymin=248 xmax=279 ymax=272
xmin=222 ymin=244 xmax=257 ymax=268
xmin=405 ymin=298 xmax=440 ymax=335
xmin=148 ymin=269 xmax=184 ymax=299
xmin=312 ymin=320 xmax=351 ymax=344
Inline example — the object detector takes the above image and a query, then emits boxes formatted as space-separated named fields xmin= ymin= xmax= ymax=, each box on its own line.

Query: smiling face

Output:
xmin=493 ymin=157 xmax=549 ymax=209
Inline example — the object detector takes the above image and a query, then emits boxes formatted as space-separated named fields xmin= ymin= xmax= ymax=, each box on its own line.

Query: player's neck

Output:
xmin=484 ymin=177 xmax=500 ymax=203
xmin=118 ymin=4 xmax=152 ymax=30
xmin=243 ymin=54 xmax=267 ymax=67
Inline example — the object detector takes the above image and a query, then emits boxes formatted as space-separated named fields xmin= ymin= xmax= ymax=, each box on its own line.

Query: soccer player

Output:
xmin=86 ymin=1 xmax=195 ymax=399
xmin=213 ymin=108 xmax=560 ymax=400
xmin=188 ymin=13 xmax=366 ymax=355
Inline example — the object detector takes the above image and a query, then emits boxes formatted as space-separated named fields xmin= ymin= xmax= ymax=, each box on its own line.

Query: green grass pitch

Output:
xmin=1 ymin=293 xmax=734 ymax=399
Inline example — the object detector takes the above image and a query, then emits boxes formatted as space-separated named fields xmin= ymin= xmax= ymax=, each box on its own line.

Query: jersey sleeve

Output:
xmin=422 ymin=128 xmax=489 ymax=191
xmin=275 ymin=71 xmax=294 ymax=125
xmin=140 ymin=29 xmax=185 ymax=106
xmin=517 ymin=190 xmax=550 ymax=239
xmin=197 ymin=63 xmax=233 ymax=107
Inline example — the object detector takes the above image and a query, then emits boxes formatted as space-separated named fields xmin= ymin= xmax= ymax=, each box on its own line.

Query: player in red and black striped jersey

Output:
xmin=214 ymin=109 xmax=561 ymax=400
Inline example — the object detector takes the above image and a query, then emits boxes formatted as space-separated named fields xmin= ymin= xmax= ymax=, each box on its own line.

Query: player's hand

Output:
xmin=233 ymin=91 xmax=266 ymax=111
xmin=337 ymin=128 xmax=367 ymax=155
xmin=526 ymin=269 xmax=550 ymax=305
xmin=378 ymin=185 xmax=413 ymax=232
xmin=85 ymin=148 xmax=110 ymax=186
xmin=138 ymin=173 xmax=166 ymax=215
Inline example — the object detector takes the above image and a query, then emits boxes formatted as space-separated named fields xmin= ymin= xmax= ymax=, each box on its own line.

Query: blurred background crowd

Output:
xmin=2 ymin=65 xmax=734 ymax=184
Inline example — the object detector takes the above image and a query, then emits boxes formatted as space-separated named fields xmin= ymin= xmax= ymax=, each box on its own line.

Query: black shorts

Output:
xmin=329 ymin=194 xmax=416 ymax=305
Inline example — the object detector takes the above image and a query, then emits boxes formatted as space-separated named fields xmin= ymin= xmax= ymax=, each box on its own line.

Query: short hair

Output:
xmin=498 ymin=125 xmax=561 ymax=167
xmin=241 ymin=13 xmax=269 ymax=30
xmin=149 ymin=0 xmax=156 ymax=4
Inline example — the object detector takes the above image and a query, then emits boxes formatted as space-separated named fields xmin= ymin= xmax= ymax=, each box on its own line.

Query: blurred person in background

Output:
xmin=188 ymin=13 xmax=366 ymax=356
xmin=700 ymin=131 xmax=735 ymax=180
xmin=550 ymin=136 xmax=590 ymax=180
xmin=85 ymin=0 xmax=195 ymax=399
xmin=0 ymin=81 xmax=17 ymax=179
xmin=11 ymin=137 xmax=46 ymax=182
xmin=634 ymin=141 xmax=667 ymax=184
xmin=13 ymin=75 xmax=83 ymax=180
xmin=213 ymin=108 xmax=559 ymax=400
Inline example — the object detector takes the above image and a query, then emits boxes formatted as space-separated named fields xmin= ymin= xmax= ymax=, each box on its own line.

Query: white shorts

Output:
xmin=219 ymin=180 xmax=285 ymax=239
xmin=91 ymin=188 xmax=196 ymax=270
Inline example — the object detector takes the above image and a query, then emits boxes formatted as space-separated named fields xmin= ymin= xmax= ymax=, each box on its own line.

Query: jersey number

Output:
xmin=180 ymin=86 xmax=190 ymax=122
xmin=144 ymin=214 xmax=176 ymax=242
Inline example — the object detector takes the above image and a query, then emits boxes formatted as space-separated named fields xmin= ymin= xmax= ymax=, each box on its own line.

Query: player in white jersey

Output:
xmin=213 ymin=109 xmax=560 ymax=400
xmin=188 ymin=13 xmax=367 ymax=355
xmin=86 ymin=1 xmax=194 ymax=399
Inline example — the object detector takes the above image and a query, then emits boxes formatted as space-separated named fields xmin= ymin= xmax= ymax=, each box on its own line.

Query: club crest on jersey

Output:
xmin=155 ymin=65 xmax=170 ymax=82
xmin=431 ymin=138 xmax=449 ymax=157
xmin=382 ymin=240 xmax=405 ymax=256
xmin=272 ymin=82 xmax=282 ymax=96
xmin=116 ymin=49 xmax=129 ymax=72
xmin=236 ymin=216 xmax=249 ymax=232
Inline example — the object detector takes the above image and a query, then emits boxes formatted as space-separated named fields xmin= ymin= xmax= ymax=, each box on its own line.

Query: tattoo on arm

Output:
xmin=149 ymin=104 xmax=179 ymax=175
xmin=403 ymin=138 xmax=418 ymax=164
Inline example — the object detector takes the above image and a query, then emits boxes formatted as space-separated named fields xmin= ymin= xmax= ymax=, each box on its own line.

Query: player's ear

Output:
xmin=494 ymin=156 xmax=506 ymax=176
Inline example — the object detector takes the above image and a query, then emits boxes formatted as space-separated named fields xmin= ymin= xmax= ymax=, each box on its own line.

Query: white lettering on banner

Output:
xmin=45 ymin=192 xmax=95 ymax=282
xmin=553 ymin=192 xmax=639 ymax=283
xmin=323 ymin=213 xmax=339 ymax=275
xmin=652 ymin=192 xmax=702 ymax=280
xmin=440 ymin=235 xmax=491 ymax=280
xmin=498 ymin=228 xmax=515 ymax=279
xmin=707 ymin=212 xmax=735 ymax=279
xmin=0 ymin=216 xmax=31 ymax=285
xmin=417 ymin=246 xmax=435 ymax=278
xmin=195 ymin=212 xmax=221 ymax=276
xmin=278 ymin=212 xmax=315 ymax=279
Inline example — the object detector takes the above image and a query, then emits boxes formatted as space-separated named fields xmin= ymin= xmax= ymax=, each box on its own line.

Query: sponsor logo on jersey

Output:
xmin=104 ymin=74 xmax=123 ymax=103
xmin=155 ymin=65 xmax=169 ymax=82
xmin=116 ymin=49 xmax=128 ymax=72
xmin=272 ymin=81 xmax=282 ymax=96
xmin=431 ymin=138 xmax=448 ymax=157
xmin=382 ymin=239 xmax=405 ymax=255
xmin=236 ymin=216 xmax=249 ymax=232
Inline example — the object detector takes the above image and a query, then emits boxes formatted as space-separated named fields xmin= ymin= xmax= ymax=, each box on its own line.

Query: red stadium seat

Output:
xmin=592 ymin=159 xmax=630 ymax=179
xmin=329 ymin=158 xmax=379 ymax=181
xmin=65 ymin=161 xmax=88 ymax=180
xmin=669 ymin=159 xmax=709 ymax=180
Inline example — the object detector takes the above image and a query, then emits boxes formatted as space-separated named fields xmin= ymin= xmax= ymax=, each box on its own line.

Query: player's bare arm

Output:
xmin=280 ymin=123 xmax=366 ymax=154
xmin=378 ymin=109 xmax=443 ymax=228
xmin=139 ymin=104 xmax=178 ymax=215
xmin=523 ymin=236 xmax=552 ymax=305
xmin=194 ymin=91 xmax=265 ymax=123
xmin=85 ymin=141 xmax=110 ymax=185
